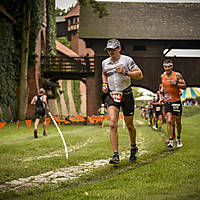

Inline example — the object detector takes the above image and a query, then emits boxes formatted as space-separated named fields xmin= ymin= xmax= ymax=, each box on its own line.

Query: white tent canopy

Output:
xmin=135 ymin=96 xmax=153 ymax=101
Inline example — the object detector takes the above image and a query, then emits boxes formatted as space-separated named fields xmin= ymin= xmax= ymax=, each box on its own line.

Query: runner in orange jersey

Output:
xmin=160 ymin=59 xmax=186 ymax=149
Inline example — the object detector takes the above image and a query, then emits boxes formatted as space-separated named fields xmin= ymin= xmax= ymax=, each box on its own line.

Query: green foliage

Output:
xmin=132 ymin=87 xmax=143 ymax=98
xmin=1 ymin=0 xmax=43 ymax=68
xmin=62 ymin=80 xmax=70 ymax=114
xmin=57 ymin=37 xmax=71 ymax=48
xmin=55 ymin=7 xmax=68 ymax=16
xmin=182 ymin=105 xmax=200 ymax=117
xmin=47 ymin=0 xmax=57 ymax=56
xmin=56 ymin=90 xmax=62 ymax=114
xmin=79 ymin=0 xmax=109 ymax=18
xmin=28 ymin=0 xmax=44 ymax=67
xmin=0 ymin=18 xmax=20 ymax=120
xmin=51 ymin=85 xmax=59 ymax=99
xmin=71 ymin=80 xmax=81 ymax=114
xmin=1 ymin=0 xmax=23 ymax=22
xmin=0 ymin=0 xmax=46 ymax=120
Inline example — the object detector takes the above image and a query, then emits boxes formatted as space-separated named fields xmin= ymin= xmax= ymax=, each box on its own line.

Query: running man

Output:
xmin=148 ymin=102 xmax=153 ymax=126
xmin=102 ymin=39 xmax=143 ymax=164
xmin=160 ymin=59 xmax=186 ymax=149
xmin=152 ymin=91 xmax=163 ymax=131
xmin=31 ymin=88 xmax=49 ymax=138
xmin=151 ymin=96 xmax=157 ymax=130
xmin=98 ymin=104 xmax=107 ymax=127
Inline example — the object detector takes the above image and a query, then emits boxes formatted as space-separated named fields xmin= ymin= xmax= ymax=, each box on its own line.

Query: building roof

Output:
xmin=56 ymin=16 xmax=66 ymax=23
xmin=79 ymin=2 xmax=200 ymax=40
xmin=65 ymin=2 xmax=80 ymax=19
xmin=56 ymin=41 xmax=79 ymax=57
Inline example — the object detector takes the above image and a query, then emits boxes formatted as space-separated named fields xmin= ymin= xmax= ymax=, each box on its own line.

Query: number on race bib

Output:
xmin=172 ymin=103 xmax=180 ymax=112
xmin=156 ymin=107 xmax=161 ymax=111
xmin=110 ymin=92 xmax=123 ymax=103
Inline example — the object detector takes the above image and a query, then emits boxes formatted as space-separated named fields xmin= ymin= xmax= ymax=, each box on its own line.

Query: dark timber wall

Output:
xmin=79 ymin=2 xmax=200 ymax=115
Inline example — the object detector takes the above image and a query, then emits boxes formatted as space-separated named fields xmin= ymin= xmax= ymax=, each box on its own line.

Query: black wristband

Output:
xmin=124 ymin=70 xmax=128 ymax=76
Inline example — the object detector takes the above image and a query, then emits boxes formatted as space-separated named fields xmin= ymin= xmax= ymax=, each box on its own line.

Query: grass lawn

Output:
xmin=0 ymin=107 xmax=200 ymax=200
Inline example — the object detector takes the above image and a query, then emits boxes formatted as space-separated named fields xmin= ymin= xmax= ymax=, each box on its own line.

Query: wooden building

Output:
xmin=79 ymin=2 xmax=200 ymax=114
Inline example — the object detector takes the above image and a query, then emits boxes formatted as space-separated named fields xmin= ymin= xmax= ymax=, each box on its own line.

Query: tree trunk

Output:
xmin=18 ymin=0 xmax=32 ymax=120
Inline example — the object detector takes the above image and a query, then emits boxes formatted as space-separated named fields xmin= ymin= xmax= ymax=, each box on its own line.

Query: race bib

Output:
xmin=110 ymin=92 xmax=123 ymax=103
xmin=172 ymin=103 xmax=180 ymax=112
xmin=164 ymin=93 xmax=172 ymax=100
xmin=156 ymin=106 xmax=161 ymax=111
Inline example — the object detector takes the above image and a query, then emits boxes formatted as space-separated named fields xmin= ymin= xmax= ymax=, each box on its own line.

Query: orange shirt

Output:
xmin=161 ymin=71 xmax=181 ymax=102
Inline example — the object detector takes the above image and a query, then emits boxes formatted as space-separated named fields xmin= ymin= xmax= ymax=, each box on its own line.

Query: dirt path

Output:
xmin=0 ymin=149 xmax=146 ymax=192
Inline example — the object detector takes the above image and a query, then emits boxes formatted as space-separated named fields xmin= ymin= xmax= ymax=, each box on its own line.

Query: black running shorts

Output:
xmin=107 ymin=91 xmax=134 ymax=116
xmin=164 ymin=100 xmax=182 ymax=116
xmin=34 ymin=107 xmax=46 ymax=119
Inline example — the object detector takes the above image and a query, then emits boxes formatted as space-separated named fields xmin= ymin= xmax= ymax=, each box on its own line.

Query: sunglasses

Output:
xmin=107 ymin=47 xmax=118 ymax=51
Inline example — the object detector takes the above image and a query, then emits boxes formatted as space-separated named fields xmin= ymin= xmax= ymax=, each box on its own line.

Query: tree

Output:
xmin=57 ymin=37 xmax=71 ymax=48
xmin=78 ymin=0 xmax=109 ymax=18
xmin=17 ymin=0 xmax=108 ymax=120
xmin=132 ymin=87 xmax=144 ymax=99
xmin=18 ymin=0 xmax=32 ymax=120
xmin=55 ymin=7 xmax=67 ymax=16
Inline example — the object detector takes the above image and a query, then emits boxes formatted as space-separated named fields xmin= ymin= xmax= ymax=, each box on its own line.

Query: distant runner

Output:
xmin=152 ymin=91 xmax=163 ymax=131
xmin=31 ymin=88 xmax=49 ymax=138
xmin=148 ymin=102 xmax=153 ymax=126
xmin=160 ymin=59 xmax=186 ymax=149
xmin=98 ymin=104 xmax=107 ymax=127
xmin=102 ymin=39 xmax=143 ymax=164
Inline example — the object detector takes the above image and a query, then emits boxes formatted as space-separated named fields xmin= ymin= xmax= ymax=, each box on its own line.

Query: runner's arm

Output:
xmin=102 ymin=71 xmax=108 ymax=93
xmin=176 ymin=73 xmax=186 ymax=90
xmin=31 ymin=96 xmax=36 ymax=104
xmin=127 ymin=66 xmax=143 ymax=80
xmin=43 ymin=95 xmax=49 ymax=110
xmin=152 ymin=101 xmax=161 ymax=106
xmin=160 ymin=75 xmax=165 ymax=100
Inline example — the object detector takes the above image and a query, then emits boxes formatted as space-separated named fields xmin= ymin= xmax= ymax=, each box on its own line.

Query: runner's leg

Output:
xmin=34 ymin=118 xmax=39 ymax=130
xmin=42 ymin=117 xmax=47 ymax=136
xmin=124 ymin=115 xmax=136 ymax=146
xmin=176 ymin=116 xmax=182 ymax=138
xmin=159 ymin=114 xmax=162 ymax=129
xmin=166 ymin=112 xmax=173 ymax=139
xmin=34 ymin=118 xmax=40 ymax=138
xmin=108 ymin=106 xmax=119 ymax=153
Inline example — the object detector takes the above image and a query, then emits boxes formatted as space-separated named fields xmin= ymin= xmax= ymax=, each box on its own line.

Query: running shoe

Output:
xmin=158 ymin=127 xmax=162 ymax=131
xmin=177 ymin=139 xmax=183 ymax=148
xmin=43 ymin=131 xmax=48 ymax=136
xmin=168 ymin=140 xmax=174 ymax=149
xmin=152 ymin=125 xmax=156 ymax=129
xmin=34 ymin=130 xmax=38 ymax=138
xmin=156 ymin=124 xmax=158 ymax=129
xmin=109 ymin=154 xmax=120 ymax=164
xmin=129 ymin=147 xmax=138 ymax=162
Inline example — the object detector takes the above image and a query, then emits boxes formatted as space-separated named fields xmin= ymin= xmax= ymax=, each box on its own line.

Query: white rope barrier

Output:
xmin=48 ymin=112 xmax=68 ymax=159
